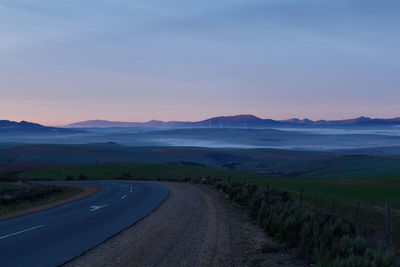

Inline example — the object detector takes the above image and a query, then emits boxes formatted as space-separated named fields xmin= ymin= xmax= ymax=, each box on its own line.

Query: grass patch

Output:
xmin=0 ymin=182 xmax=82 ymax=216
xmin=21 ymin=162 xmax=269 ymax=181
xmin=238 ymin=176 xmax=400 ymax=208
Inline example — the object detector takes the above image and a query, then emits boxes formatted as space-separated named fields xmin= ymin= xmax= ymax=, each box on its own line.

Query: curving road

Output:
xmin=0 ymin=180 xmax=168 ymax=267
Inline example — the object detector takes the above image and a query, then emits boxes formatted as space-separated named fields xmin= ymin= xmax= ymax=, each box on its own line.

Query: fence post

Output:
xmin=385 ymin=203 xmax=393 ymax=251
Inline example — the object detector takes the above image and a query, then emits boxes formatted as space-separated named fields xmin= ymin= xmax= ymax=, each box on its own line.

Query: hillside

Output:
xmin=0 ymin=120 xmax=83 ymax=134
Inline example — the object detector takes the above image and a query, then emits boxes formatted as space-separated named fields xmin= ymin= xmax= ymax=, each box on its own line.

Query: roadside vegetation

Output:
xmin=213 ymin=181 xmax=397 ymax=266
xmin=0 ymin=182 xmax=82 ymax=216
xmin=21 ymin=162 xmax=400 ymax=266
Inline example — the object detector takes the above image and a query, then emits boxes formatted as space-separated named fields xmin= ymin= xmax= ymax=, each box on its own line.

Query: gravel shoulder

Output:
xmin=65 ymin=182 xmax=306 ymax=267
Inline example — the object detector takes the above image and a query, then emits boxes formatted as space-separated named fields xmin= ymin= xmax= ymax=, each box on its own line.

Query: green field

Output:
xmin=292 ymin=155 xmax=400 ymax=178
xmin=21 ymin=162 xmax=267 ymax=181
xmin=241 ymin=176 xmax=400 ymax=208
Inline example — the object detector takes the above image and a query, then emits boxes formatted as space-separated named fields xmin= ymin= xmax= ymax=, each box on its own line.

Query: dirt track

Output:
xmin=65 ymin=182 xmax=304 ymax=267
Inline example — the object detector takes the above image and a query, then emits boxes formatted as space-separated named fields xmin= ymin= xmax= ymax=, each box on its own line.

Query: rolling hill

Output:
xmin=0 ymin=120 xmax=84 ymax=134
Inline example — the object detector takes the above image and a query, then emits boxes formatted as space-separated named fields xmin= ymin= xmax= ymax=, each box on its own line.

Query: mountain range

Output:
xmin=67 ymin=115 xmax=400 ymax=128
xmin=0 ymin=120 xmax=82 ymax=133
xmin=2 ymin=115 xmax=399 ymax=133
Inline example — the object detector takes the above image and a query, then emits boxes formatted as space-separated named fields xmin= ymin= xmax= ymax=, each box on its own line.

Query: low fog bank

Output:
xmin=1 ymin=127 xmax=400 ymax=152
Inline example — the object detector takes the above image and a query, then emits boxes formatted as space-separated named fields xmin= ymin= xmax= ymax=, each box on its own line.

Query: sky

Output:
xmin=1 ymin=0 xmax=399 ymax=125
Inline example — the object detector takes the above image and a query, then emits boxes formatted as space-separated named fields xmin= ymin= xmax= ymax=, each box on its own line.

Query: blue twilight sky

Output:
xmin=0 ymin=0 xmax=399 ymax=125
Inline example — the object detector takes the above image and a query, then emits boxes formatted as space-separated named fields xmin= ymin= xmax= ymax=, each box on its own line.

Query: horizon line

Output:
xmin=8 ymin=114 xmax=397 ymax=127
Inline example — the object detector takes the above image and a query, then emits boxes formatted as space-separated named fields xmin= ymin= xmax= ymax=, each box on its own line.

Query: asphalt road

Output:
xmin=0 ymin=180 xmax=169 ymax=267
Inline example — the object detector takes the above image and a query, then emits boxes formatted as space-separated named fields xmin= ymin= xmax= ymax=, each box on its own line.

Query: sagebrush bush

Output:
xmin=78 ymin=174 xmax=88 ymax=180
xmin=0 ymin=183 xmax=63 ymax=205
xmin=213 ymin=181 xmax=397 ymax=267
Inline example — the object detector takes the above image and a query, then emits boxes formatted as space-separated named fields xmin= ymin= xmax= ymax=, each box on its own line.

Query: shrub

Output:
xmin=213 ymin=181 xmax=397 ymax=267
xmin=78 ymin=174 xmax=88 ymax=180
xmin=181 ymin=177 xmax=191 ymax=183
xmin=0 ymin=183 xmax=63 ymax=205
xmin=120 ymin=173 xmax=132 ymax=179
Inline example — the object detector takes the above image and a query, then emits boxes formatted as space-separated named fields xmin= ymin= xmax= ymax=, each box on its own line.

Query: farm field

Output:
xmin=21 ymin=162 xmax=266 ymax=181
xmin=2 ymin=144 xmax=400 ymax=178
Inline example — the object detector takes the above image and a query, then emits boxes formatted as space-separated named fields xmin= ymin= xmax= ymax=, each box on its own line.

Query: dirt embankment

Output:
xmin=65 ymin=182 xmax=305 ymax=267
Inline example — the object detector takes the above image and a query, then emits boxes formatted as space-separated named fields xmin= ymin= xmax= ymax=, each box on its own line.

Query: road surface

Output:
xmin=0 ymin=180 xmax=168 ymax=267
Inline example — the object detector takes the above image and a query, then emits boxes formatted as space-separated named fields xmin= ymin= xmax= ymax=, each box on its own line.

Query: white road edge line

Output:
xmin=121 ymin=195 xmax=127 ymax=199
xmin=0 ymin=225 xmax=45 ymax=240
xmin=89 ymin=204 xmax=108 ymax=212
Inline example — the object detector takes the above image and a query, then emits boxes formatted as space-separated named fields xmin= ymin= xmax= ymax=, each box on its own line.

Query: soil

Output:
xmin=64 ymin=182 xmax=307 ymax=267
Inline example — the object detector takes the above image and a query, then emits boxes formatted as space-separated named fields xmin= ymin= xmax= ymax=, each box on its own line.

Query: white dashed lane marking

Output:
xmin=0 ymin=225 xmax=45 ymax=240
xmin=89 ymin=205 xmax=108 ymax=212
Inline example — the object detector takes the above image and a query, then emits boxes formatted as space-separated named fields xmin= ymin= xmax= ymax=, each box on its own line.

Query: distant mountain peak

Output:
xmin=196 ymin=114 xmax=267 ymax=127
xmin=202 ymin=114 xmax=261 ymax=121
xmin=353 ymin=116 xmax=371 ymax=121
